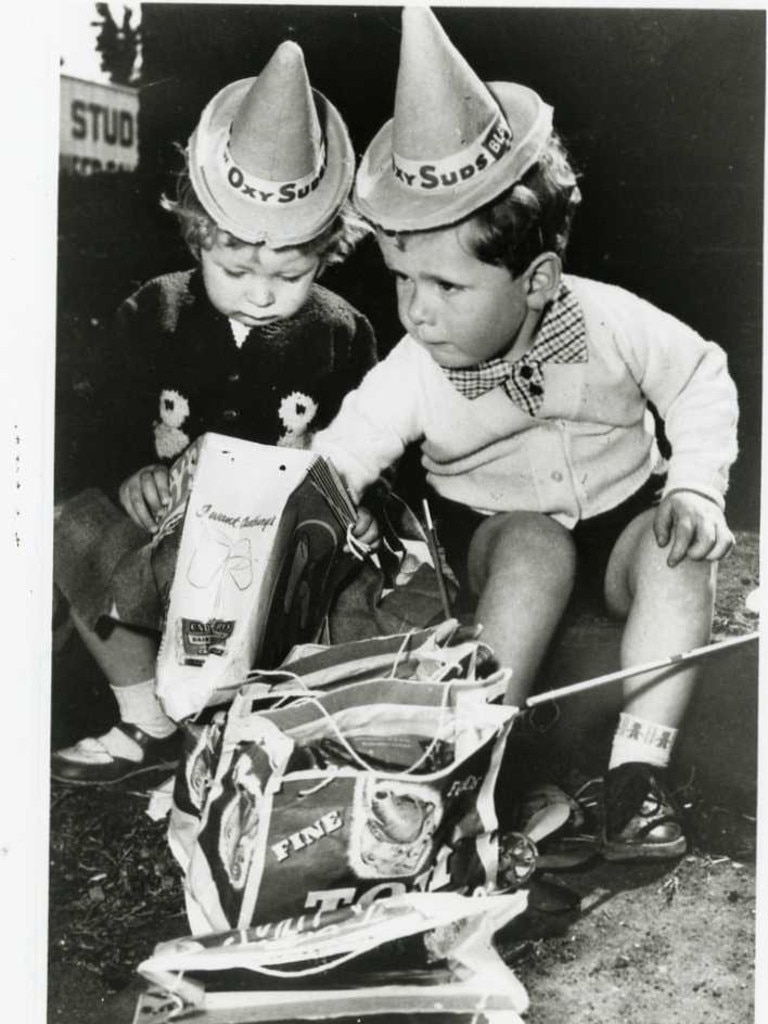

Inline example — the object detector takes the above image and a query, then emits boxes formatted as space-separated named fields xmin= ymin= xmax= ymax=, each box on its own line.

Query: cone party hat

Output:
xmin=189 ymin=40 xmax=354 ymax=246
xmin=355 ymin=7 xmax=553 ymax=231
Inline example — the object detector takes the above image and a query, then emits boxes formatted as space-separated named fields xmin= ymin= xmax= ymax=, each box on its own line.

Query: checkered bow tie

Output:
xmin=443 ymin=284 xmax=588 ymax=416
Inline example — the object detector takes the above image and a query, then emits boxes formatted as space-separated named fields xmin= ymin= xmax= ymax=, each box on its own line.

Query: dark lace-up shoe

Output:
xmin=602 ymin=762 xmax=687 ymax=862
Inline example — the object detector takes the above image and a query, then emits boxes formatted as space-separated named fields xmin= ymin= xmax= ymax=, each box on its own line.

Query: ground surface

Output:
xmin=47 ymin=532 xmax=760 ymax=1024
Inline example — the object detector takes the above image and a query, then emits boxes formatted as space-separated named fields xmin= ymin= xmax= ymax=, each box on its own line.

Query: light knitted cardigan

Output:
xmin=313 ymin=275 xmax=739 ymax=526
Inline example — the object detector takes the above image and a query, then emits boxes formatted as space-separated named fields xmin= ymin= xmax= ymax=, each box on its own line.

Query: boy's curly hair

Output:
xmin=464 ymin=132 xmax=581 ymax=277
xmin=161 ymin=159 xmax=370 ymax=268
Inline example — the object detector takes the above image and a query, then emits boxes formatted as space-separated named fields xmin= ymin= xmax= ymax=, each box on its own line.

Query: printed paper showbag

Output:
xmin=153 ymin=433 xmax=357 ymax=722
xmin=169 ymin=676 xmax=516 ymax=935
xmin=135 ymin=891 xmax=530 ymax=1024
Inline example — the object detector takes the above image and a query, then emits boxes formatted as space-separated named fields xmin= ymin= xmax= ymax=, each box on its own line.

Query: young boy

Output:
xmin=52 ymin=41 xmax=377 ymax=785
xmin=312 ymin=8 xmax=739 ymax=861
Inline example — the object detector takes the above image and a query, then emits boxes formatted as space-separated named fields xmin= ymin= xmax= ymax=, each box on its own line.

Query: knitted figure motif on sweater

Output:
xmin=101 ymin=268 xmax=377 ymax=490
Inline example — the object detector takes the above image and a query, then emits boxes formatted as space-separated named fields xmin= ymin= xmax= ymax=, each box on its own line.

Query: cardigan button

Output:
xmin=551 ymin=470 xmax=563 ymax=482
xmin=222 ymin=409 xmax=239 ymax=421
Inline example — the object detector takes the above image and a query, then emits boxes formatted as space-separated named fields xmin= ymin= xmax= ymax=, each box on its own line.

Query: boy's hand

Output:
xmin=653 ymin=490 xmax=734 ymax=568
xmin=118 ymin=464 xmax=171 ymax=534
xmin=348 ymin=505 xmax=380 ymax=553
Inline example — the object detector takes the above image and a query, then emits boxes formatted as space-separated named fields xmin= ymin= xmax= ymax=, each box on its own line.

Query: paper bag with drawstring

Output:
xmin=167 ymin=651 xmax=516 ymax=934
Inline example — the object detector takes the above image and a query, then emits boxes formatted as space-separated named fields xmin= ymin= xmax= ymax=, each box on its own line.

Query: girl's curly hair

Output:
xmin=161 ymin=156 xmax=370 ymax=268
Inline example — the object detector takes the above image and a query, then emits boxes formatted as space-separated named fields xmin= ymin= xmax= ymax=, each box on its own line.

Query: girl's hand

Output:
xmin=653 ymin=490 xmax=735 ymax=568
xmin=349 ymin=504 xmax=380 ymax=552
xmin=118 ymin=464 xmax=171 ymax=533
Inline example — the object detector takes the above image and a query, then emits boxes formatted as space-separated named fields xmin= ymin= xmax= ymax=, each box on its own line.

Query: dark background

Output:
xmin=57 ymin=4 xmax=764 ymax=526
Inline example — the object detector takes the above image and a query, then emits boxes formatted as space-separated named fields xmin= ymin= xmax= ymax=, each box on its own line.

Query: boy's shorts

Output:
xmin=431 ymin=474 xmax=666 ymax=611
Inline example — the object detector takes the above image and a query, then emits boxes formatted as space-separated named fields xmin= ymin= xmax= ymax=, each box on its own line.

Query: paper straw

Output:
xmin=524 ymin=630 xmax=759 ymax=708
xmin=422 ymin=498 xmax=453 ymax=621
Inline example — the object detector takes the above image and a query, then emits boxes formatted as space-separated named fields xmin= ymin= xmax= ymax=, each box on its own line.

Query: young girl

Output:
xmin=313 ymin=8 xmax=739 ymax=861
xmin=53 ymin=40 xmax=377 ymax=785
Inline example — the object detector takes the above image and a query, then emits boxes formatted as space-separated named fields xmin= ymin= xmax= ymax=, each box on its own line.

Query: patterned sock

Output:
xmin=111 ymin=679 xmax=176 ymax=739
xmin=608 ymin=712 xmax=678 ymax=770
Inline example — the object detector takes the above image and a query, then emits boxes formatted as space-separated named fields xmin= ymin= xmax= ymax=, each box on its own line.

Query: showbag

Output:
xmin=152 ymin=433 xmax=358 ymax=721
xmin=134 ymin=891 xmax=530 ymax=1024
xmin=168 ymin=670 xmax=516 ymax=935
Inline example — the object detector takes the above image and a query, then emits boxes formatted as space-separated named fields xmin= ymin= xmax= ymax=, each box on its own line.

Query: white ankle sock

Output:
xmin=111 ymin=679 xmax=176 ymax=738
xmin=608 ymin=712 xmax=678 ymax=770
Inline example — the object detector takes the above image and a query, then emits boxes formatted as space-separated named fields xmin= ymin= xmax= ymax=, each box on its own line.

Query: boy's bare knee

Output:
xmin=607 ymin=513 xmax=716 ymax=615
xmin=468 ymin=510 xmax=576 ymax=590
xmin=643 ymin=537 xmax=716 ymax=600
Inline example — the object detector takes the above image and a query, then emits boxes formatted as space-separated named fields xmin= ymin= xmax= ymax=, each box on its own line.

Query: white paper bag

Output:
xmin=155 ymin=434 xmax=355 ymax=721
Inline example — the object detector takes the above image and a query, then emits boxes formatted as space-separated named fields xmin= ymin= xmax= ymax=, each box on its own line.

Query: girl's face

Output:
xmin=200 ymin=238 xmax=320 ymax=326
xmin=377 ymin=223 xmax=540 ymax=368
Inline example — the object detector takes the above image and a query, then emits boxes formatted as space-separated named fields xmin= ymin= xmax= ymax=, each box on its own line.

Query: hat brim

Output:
xmin=353 ymin=83 xmax=553 ymax=233
xmin=189 ymin=78 xmax=355 ymax=247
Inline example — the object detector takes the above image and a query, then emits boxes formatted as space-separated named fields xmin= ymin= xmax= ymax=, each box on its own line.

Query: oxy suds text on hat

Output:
xmin=226 ymin=165 xmax=326 ymax=204
xmin=393 ymin=119 xmax=512 ymax=191
xmin=223 ymin=147 xmax=328 ymax=205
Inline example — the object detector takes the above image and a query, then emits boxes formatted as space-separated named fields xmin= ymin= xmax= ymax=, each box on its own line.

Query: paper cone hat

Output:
xmin=354 ymin=7 xmax=554 ymax=231
xmin=189 ymin=41 xmax=354 ymax=246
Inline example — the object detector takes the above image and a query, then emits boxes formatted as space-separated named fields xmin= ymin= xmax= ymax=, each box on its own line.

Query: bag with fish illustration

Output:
xmin=168 ymin=674 xmax=517 ymax=934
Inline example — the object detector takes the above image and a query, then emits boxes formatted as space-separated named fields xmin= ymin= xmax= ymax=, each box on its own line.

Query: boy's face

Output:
xmin=200 ymin=239 xmax=321 ymax=327
xmin=377 ymin=224 xmax=537 ymax=368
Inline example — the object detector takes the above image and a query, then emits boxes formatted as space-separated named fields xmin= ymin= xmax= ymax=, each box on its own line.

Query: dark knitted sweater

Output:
xmin=99 ymin=268 xmax=377 ymax=491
